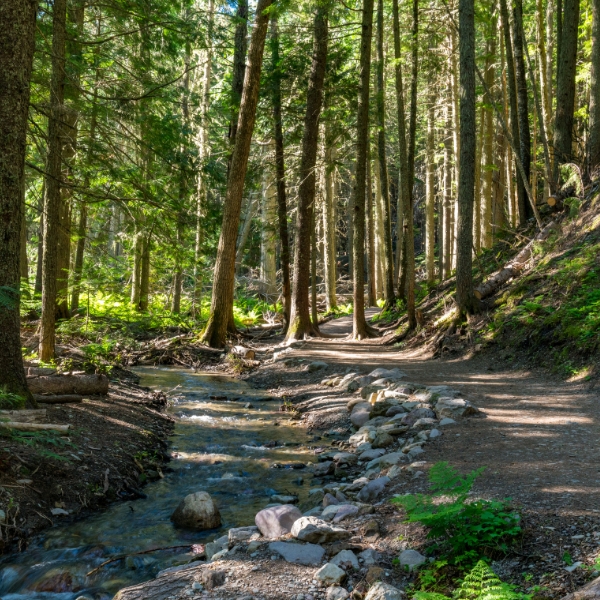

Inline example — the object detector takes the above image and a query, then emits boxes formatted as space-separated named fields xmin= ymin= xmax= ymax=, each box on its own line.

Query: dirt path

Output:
xmin=291 ymin=313 xmax=600 ymax=515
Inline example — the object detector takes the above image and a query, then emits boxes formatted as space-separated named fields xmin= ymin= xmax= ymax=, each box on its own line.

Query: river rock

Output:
xmin=308 ymin=361 xmax=329 ymax=373
xmin=439 ymin=417 xmax=456 ymax=426
xmin=429 ymin=428 xmax=442 ymax=438
xmin=200 ymin=569 xmax=226 ymax=589
xmin=427 ymin=385 xmax=460 ymax=397
xmin=386 ymin=405 xmax=407 ymax=417
xmin=401 ymin=407 xmax=436 ymax=426
xmin=269 ymin=541 xmax=325 ymax=566
xmin=359 ymin=448 xmax=386 ymax=462
xmin=271 ymin=494 xmax=298 ymax=504
xmin=435 ymin=397 xmax=479 ymax=418
xmin=333 ymin=505 xmax=359 ymax=523
xmin=171 ymin=491 xmax=221 ymax=530
xmin=365 ymin=582 xmax=404 ymax=600
xmin=313 ymin=460 xmax=334 ymax=476
xmin=360 ymin=385 xmax=385 ymax=399
xmin=357 ymin=476 xmax=390 ymax=503
xmin=359 ymin=548 xmax=381 ymax=566
xmin=412 ymin=417 xmax=437 ymax=430
xmin=334 ymin=452 xmax=358 ymax=466
xmin=291 ymin=516 xmax=351 ymax=544
xmin=315 ymin=563 xmax=346 ymax=585
xmin=368 ymin=368 xmax=405 ymax=380
xmin=399 ymin=549 xmax=427 ymax=570
xmin=407 ymin=446 xmax=425 ymax=460
xmin=323 ymin=493 xmax=339 ymax=507
xmin=351 ymin=406 xmax=372 ymax=428
xmin=331 ymin=549 xmax=359 ymax=570
xmin=255 ymin=504 xmax=302 ymax=538
xmin=347 ymin=397 xmax=367 ymax=412
xmin=366 ymin=452 xmax=404 ymax=470
xmin=372 ymin=432 xmax=394 ymax=448
xmin=228 ymin=526 xmax=260 ymax=545
xmin=327 ymin=586 xmax=350 ymax=600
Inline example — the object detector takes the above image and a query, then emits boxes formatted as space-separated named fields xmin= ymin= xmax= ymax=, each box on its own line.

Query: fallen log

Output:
xmin=114 ymin=564 xmax=199 ymax=600
xmin=474 ymin=221 xmax=556 ymax=300
xmin=0 ymin=409 xmax=47 ymax=423
xmin=0 ymin=422 xmax=70 ymax=434
xmin=561 ymin=574 xmax=600 ymax=600
xmin=33 ymin=394 xmax=83 ymax=404
xmin=231 ymin=345 xmax=256 ymax=360
xmin=26 ymin=374 xmax=109 ymax=395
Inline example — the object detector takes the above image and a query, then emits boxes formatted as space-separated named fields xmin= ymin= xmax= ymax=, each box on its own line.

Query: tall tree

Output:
xmin=589 ymin=0 xmax=600 ymax=172
xmin=554 ymin=0 xmax=580 ymax=176
xmin=456 ymin=0 xmax=476 ymax=316
xmin=39 ymin=0 xmax=68 ymax=362
xmin=352 ymin=0 xmax=377 ymax=339
xmin=0 ymin=0 xmax=37 ymax=403
xmin=270 ymin=16 xmax=292 ymax=330
xmin=201 ymin=0 xmax=274 ymax=348
xmin=286 ymin=1 xmax=329 ymax=341
xmin=425 ymin=96 xmax=436 ymax=284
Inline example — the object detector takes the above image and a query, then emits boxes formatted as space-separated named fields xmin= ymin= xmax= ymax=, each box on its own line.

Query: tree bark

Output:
xmin=366 ymin=142 xmax=376 ymax=306
xmin=39 ymin=0 xmax=68 ymax=362
xmin=139 ymin=236 xmax=150 ymax=312
xmin=286 ymin=3 xmax=329 ymax=342
xmin=512 ymin=0 xmax=533 ymax=221
xmin=375 ymin=0 xmax=395 ymax=308
xmin=229 ymin=0 xmax=249 ymax=151
xmin=0 ymin=0 xmax=37 ymax=405
xmin=456 ymin=0 xmax=476 ymax=316
xmin=443 ymin=101 xmax=453 ymax=280
xmin=260 ymin=166 xmax=277 ymax=297
xmin=589 ymin=0 xmax=600 ymax=172
xmin=27 ymin=374 xmax=109 ymax=395
xmin=322 ymin=126 xmax=338 ymax=312
xmin=425 ymin=96 xmax=436 ymax=285
xmin=70 ymin=204 xmax=87 ymax=312
xmin=270 ymin=16 xmax=292 ymax=329
xmin=352 ymin=0 xmax=376 ymax=339
xmin=201 ymin=0 xmax=273 ymax=348
xmin=553 ymin=0 xmax=580 ymax=176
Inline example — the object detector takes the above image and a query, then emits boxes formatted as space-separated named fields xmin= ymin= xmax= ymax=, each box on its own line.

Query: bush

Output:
xmin=392 ymin=462 xmax=521 ymax=565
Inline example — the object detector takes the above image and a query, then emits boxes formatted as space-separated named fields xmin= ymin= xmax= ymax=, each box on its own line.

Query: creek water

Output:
xmin=0 ymin=367 xmax=316 ymax=599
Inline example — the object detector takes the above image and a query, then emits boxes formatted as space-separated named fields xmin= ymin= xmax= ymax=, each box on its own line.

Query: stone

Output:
xmin=412 ymin=418 xmax=437 ymax=430
xmin=386 ymin=405 xmax=407 ymax=417
xmin=321 ymin=505 xmax=342 ymax=521
xmin=412 ymin=390 xmax=434 ymax=403
xmin=255 ymin=504 xmax=303 ymax=538
xmin=334 ymin=452 xmax=358 ymax=466
xmin=407 ymin=446 xmax=425 ymax=460
xmin=308 ymin=361 xmax=329 ymax=373
xmin=368 ymin=368 xmax=405 ymax=380
xmin=271 ymin=494 xmax=298 ymax=504
xmin=269 ymin=541 xmax=326 ymax=565
xmin=372 ymin=432 xmax=394 ymax=448
xmin=351 ymin=407 xmax=372 ymax=428
xmin=170 ymin=491 xmax=221 ymax=530
xmin=323 ymin=493 xmax=340 ymax=507
xmin=313 ymin=461 xmax=334 ymax=476
xmin=435 ymin=397 xmax=479 ymax=418
xmin=427 ymin=385 xmax=460 ymax=397
xmin=0 ymin=509 xmax=5 ymax=523
xmin=356 ymin=442 xmax=372 ymax=452
xmin=386 ymin=465 xmax=403 ymax=478
xmin=438 ymin=417 xmax=456 ymax=426
xmin=359 ymin=448 xmax=386 ymax=462
xmin=358 ymin=549 xmax=380 ymax=566
xmin=357 ymin=477 xmax=390 ymax=503
xmin=366 ymin=452 xmax=404 ymax=470
xmin=291 ymin=516 xmax=351 ymax=544
xmin=347 ymin=397 xmax=368 ymax=412
xmin=362 ymin=519 xmax=380 ymax=540
xmin=399 ymin=549 xmax=427 ymax=571
xmin=200 ymin=569 xmax=226 ymax=589
xmin=401 ymin=407 xmax=436 ymax=426
xmin=369 ymin=400 xmax=396 ymax=418
xmin=361 ymin=385 xmax=386 ymax=400
xmin=304 ymin=506 xmax=324 ymax=517
xmin=429 ymin=428 xmax=441 ymax=439
xmin=331 ymin=549 xmax=359 ymax=570
xmin=228 ymin=526 xmax=260 ymax=545
xmin=365 ymin=566 xmax=385 ymax=584
xmin=247 ymin=540 xmax=262 ymax=553
xmin=347 ymin=380 xmax=360 ymax=393
xmin=333 ymin=505 xmax=359 ymax=523
xmin=364 ymin=582 xmax=404 ymax=600
xmin=210 ymin=548 xmax=229 ymax=561
xmin=327 ymin=586 xmax=350 ymax=600
xmin=50 ymin=508 xmax=69 ymax=516
xmin=315 ymin=563 xmax=346 ymax=586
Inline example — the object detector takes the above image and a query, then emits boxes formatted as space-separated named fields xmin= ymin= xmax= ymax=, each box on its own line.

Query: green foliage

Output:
xmin=415 ymin=561 xmax=532 ymax=600
xmin=1 ymin=428 xmax=76 ymax=462
xmin=392 ymin=463 xmax=521 ymax=565
xmin=0 ymin=388 xmax=26 ymax=411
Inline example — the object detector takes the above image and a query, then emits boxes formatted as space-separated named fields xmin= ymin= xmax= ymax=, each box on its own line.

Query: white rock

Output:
xmin=269 ymin=541 xmax=325 ymax=565
xmin=255 ymin=504 xmax=303 ymax=538
xmin=368 ymin=368 xmax=406 ymax=380
xmin=364 ymin=582 xmax=404 ymax=600
xmin=291 ymin=516 xmax=351 ymax=544
xmin=315 ymin=563 xmax=346 ymax=585
xmin=228 ymin=526 xmax=260 ymax=545
xmin=358 ymin=548 xmax=380 ymax=566
xmin=327 ymin=586 xmax=350 ymax=600
xmin=438 ymin=417 xmax=456 ymax=426
xmin=50 ymin=508 xmax=69 ymax=516
xmin=170 ymin=491 xmax=221 ymax=530
xmin=331 ymin=549 xmax=359 ymax=570
xmin=435 ymin=397 xmax=479 ymax=418
xmin=399 ymin=549 xmax=427 ymax=571
xmin=429 ymin=428 xmax=442 ymax=439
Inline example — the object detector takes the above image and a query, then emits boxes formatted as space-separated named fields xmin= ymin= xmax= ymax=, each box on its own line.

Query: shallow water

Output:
xmin=0 ymin=367 xmax=316 ymax=599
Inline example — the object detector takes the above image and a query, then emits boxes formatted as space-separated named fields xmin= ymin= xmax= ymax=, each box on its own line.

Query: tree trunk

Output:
xmin=131 ymin=231 xmax=143 ymax=307
xmin=270 ymin=16 xmax=292 ymax=329
xmin=589 ymin=0 xmax=600 ymax=172
xmin=553 ymin=0 xmax=580 ymax=176
xmin=139 ymin=236 xmax=150 ymax=312
xmin=27 ymin=374 xmax=109 ymax=395
xmin=352 ymin=0 xmax=376 ymax=340
xmin=512 ymin=0 xmax=533 ymax=221
xmin=443 ymin=101 xmax=453 ymax=280
xmin=201 ymin=0 xmax=273 ymax=348
xmin=366 ymin=143 xmax=376 ymax=307
xmin=374 ymin=157 xmax=385 ymax=298
xmin=20 ymin=190 xmax=28 ymax=283
xmin=499 ymin=0 xmax=526 ymax=226
xmin=322 ymin=126 xmax=338 ymax=312
xmin=286 ymin=3 xmax=329 ymax=342
xmin=235 ymin=194 xmax=257 ymax=272
xmin=260 ymin=166 xmax=277 ymax=297
xmin=425 ymin=96 xmax=436 ymax=285
xmin=311 ymin=207 xmax=319 ymax=326
xmin=70 ymin=204 xmax=87 ymax=312
xmin=229 ymin=0 xmax=248 ymax=152
xmin=376 ymin=0 xmax=395 ymax=308
xmin=0 ymin=0 xmax=37 ymax=405
xmin=482 ymin=14 xmax=497 ymax=248
xmin=456 ymin=0 xmax=476 ymax=316
xmin=39 ymin=0 xmax=68 ymax=362
xmin=34 ymin=196 xmax=43 ymax=295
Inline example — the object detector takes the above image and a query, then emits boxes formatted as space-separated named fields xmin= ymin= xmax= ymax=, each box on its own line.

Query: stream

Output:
xmin=0 ymin=367 xmax=317 ymax=599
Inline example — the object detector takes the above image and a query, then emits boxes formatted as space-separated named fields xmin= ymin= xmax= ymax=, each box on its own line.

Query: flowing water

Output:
xmin=0 ymin=367 xmax=317 ymax=599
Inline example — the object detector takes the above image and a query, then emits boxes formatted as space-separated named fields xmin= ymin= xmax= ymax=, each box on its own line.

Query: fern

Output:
xmin=392 ymin=463 xmax=521 ymax=564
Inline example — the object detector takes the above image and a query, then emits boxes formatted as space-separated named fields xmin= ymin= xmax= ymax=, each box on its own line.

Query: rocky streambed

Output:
xmin=108 ymin=365 xmax=480 ymax=600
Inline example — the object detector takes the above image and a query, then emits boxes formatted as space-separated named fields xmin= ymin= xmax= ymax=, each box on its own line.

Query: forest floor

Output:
xmin=0 ymin=370 xmax=174 ymax=554
xmin=113 ymin=310 xmax=600 ymax=600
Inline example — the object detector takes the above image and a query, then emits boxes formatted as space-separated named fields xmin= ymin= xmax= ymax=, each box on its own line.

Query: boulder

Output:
xmin=333 ymin=505 xmax=359 ymax=523
xmin=333 ymin=452 xmax=358 ymax=466
xmin=365 ymin=582 xmax=405 ymax=600
xmin=313 ymin=461 xmax=334 ymax=477
xmin=315 ymin=563 xmax=346 ymax=585
xmin=369 ymin=400 xmax=396 ymax=418
xmin=359 ymin=448 xmax=386 ymax=462
xmin=435 ymin=397 xmax=479 ymax=418
xmin=358 ymin=548 xmax=381 ymax=566
xmin=308 ymin=361 xmax=329 ymax=373
xmin=268 ymin=541 xmax=325 ymax=566
xmin=361 ymin=385 xmax=385 ymax=400
xmin=347 ymin=397 xmax=367 ymax=412
xmin=351 ymin=408 xmax=372 ymax=428
xmin=412 ymin=417 xmax=438 ymax=431
xmin=439 ymin=417 xmax=456 ymax=426
xmin=291 ymin=516 xmax=351 ymax=544
xmin=228 ymin=526 xmax=260 ymax=545
xmin=366 ymin=452 xmax=404 ymax=470
xmin=356 ymin=477 xmax=390 ymax=503
xmin=323 ymin=493 xmax=339 ymax=507
xmin=170 ymin=491 xmax=221 ymax=530
xmin=331 ymin=549 xmax=359 ymax=571
xmin=327 ymin=586 xmax=350 ymax=600
xmin=255 ymin=504 xmax=302 ymax=538
xmin=372 ymin=432 xmax=394 ymax=448
xmin=385 ymin=405 xmax=407 ymax=417
xmin=399 ymin=549 xmax=427 ymax=571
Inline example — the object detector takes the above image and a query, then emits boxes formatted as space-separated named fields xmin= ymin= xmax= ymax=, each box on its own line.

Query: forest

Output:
xmin=1 ymin=0 xmax=600 ymax=596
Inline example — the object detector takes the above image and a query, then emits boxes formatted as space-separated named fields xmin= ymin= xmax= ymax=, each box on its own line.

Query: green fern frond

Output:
xmin=414 ymin=592 xmax=451 ymax=600
xmin=454 ymin=561 xmax=530 ymax=600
